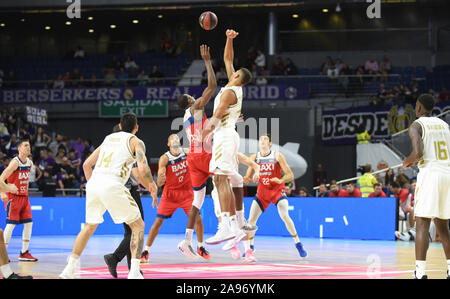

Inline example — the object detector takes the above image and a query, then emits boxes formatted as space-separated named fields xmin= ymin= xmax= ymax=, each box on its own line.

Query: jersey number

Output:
xmin=98 ymin=152 xmax=113 ymax=168
xmin=262 ymin=178 xmax=270 ymax=185
xmin=433 ymin=141 xmax=448 ymax=160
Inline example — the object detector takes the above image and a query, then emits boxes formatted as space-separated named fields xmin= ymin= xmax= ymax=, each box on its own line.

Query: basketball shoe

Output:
xmin=18 ymin=250 xmax=38 ymax=262
xmin=222 ymin=229 xmax=246 ymax=251
xmin=296 ymin=242 xmax=308 ymax=258
xmin=243 ymin=249 xmax=257 ymax=263
xmin=230 ymin=245 xmax=241 ymax=259
xmin=205 ymin=223 xmax=235 ymax=245
xmin=197 ymin=246 xmax=211 ymax=260
xmin=178 ymin=240 xmax=200 ymax=259
xmin=140 ymin=250 xmax=149 ymax=264
xmin=104 ymin=254 xmax=119 ymax=278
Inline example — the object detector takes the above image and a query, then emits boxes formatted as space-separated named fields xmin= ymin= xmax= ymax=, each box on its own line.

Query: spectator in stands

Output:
xmin=298 ymin=187 xmax=311 ymax=197
xmin=313 ymin=163 xmax=327 ymax=187
xmin=428 ymin=88 xmax=438 ymax=101
xmin=148 ymin=65 xmax=165 ymax=85
xmin=36 ymin=149 xmax=56 ymax=172
xmin=320 ymin=56 xmax=334 ymax=75
xmin=338 ymin=64 xmax=351 ymax=94
xmin=117 ymin=67 xmax=129 ymax=86
xmin=38 ymin=169 xmax=57 ymax=197
xmin=31 ymin=127 xmax=51 ymax=158
xmin=255 ymin=75 xmax=268 ymax=86
xmin=353 ymin=66 xmax=365 ymax=92
xmin=390 ymin=181 xmax=413 ymax=228
xmin=358 ymin=164 xmax=378 ymax=197
xmin=374 ymin=160 xmax=388 ymax=184
xmin=384 ymin=168 xmax=395 ymax=188
xmin=105 ymin=55 xmax=122 ymax=72
xmin=364 ymin=56 xmax=379 ymax=77
xmin=54 ymin=147 xmax=67 ymax=165
xmin=28 ymin=162 xmax=42 ymax=189
xmin=71 ymin=137 xmax=85 ymax=159
xmin=104 ymin=69 xmax=117 ymax=86
xmin=63 ymin=71 xmax=71 ymax=88
xmin=124 ymin=56 xmax=139 ymax=73
xmin=137 ymin=70 xmax=148 ymax=86
xmin=334 ymin=58 xmax=345 ymax=74
xmin=317 ymin=183 xmax=330 ymax=197
xmin=345 ymin=182 xmax=362 ymax=197
xmin=271 ymin=57 xmax=285 ymax=76
xmin=254 ymin=49 xmax=266 ymax=71
xmin=83 ymin=139 xmax=94 ymax=158
xmin=71 ymin=68 xmax=81 ymax=87
xmin=73 ymin=46 xmax=85 ymax=60
xmin=88 ymin=74 xmax=99 ymax=88
xmin=379 ymin=56 xmax=391 ymax=81
xmin=395 ymin=167 xmax=410 ymax=187
xmin=328 ymin=180 xmax=347 ymax=197
xmin=4 ymin=134 xmax=18 ymax=158
xmin=368 ymin=183 xmax=387 ymax=198
xmin=215 ymin=66 xmax=228 ymax=86
xmin=284 ymin=58 xmax=298 ymax=75
xmin=356 ymin=124 xmax=371 ymax=144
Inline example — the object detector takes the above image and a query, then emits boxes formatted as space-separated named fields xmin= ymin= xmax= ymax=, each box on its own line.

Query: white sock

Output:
xmin=243 ymin=240 xmax=251 ymax=252
xmin=198 ymin=242 xmax=204 ymax=248
xmin=236 ymin=210 xmax=246 ymax=228
xmin=415 ymin=260 xmax=426 ymax=278
xmin=130 ymin=258 xmax=140 ymax=273
xmin=22 ymin=222 xmax=32 ymax=253
xmin=185 ymin=229 xmax=194 ymax=242
xmin=144 ymin=246 xmax=150 ymax=252
xmin=0 ymin=264 xmax=13 ymax=278
xmin=68 ymin=255 xmax=79 ymax=268
xmin=230 ymin=215 xmax=239 ymax=233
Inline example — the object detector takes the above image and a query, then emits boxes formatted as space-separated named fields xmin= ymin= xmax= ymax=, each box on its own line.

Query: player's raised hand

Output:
xmin=148 ymin=181 xmax=158 ymax=208
xmin=200 ymin=44 xmax=210 ymax=62
xmin=270 ymin=177 xmax=283 ymax=185
xmin=226 ymin=29 xmax=239 ymax=39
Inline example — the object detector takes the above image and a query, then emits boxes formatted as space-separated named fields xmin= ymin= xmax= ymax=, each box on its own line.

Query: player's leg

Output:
xmin=60 ymin=222 xmax=99 ymax=279
xmin=276 ymin=199 xmax=307 ymax=258
xmin=243 ymin=200 xmax=263 ymax=262
xmin=18 ymin=198 xmax=37 ymax=261
xmin=195 ymin=214 xmax=211 ymax=260
xmin=3 ymin=224 xmax=15 ymax=249
xmin=433 ymin=218 xmax=450 ymax=278
xmin=0 ymin=229 xmax=32 ymax=279
xmin=414 ymin=216 xmax=431 ymax=279
xmin=127 ymin=217 xmax=145 ymax=279
xmin=104 ymin=222 xmax=132 ymax=278
xmin=141 ymin=217 xmax=164 ymax=263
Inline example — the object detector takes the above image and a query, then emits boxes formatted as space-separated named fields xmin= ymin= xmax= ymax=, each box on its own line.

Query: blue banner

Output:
xmin=0 ymin=84 xmax=310 ymax=104
xmin=1 ymin=196 xmax=396 ymax=240
xmin=322 ymin=102 xmax=450 ymax=145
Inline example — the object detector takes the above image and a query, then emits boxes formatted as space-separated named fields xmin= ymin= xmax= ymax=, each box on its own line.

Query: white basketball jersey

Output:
xmin=415 ymin=116 xmax=450 ymax=170
xmin=91 ymin=131 xmax=136 ymax=185
xmin=212 ymin=86 xmax=243 ymax=132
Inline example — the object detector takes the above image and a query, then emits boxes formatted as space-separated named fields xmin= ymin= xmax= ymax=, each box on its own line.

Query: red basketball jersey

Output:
xmin=255 ymin=151 xmax=285 ymax=193
xmin=183 ymin=106 xmax=212 ymax=155
xmin=6 ymin=157 xmax=31 ymax=197
xmin=164 ymin=150 xmax=191 ymax=190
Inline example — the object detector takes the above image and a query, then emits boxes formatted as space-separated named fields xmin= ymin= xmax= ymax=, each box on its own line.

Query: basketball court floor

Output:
xmin=4 ymin=233 xmax=449 ymax=279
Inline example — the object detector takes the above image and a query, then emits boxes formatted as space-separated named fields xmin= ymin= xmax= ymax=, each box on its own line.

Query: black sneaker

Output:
xmin=104 ymin=254 xmax=118 ymax=278
xmin=5 ymin=273 xmax=33 ymax=279
xmin=413 ymin=271 xmax=428 ymax=279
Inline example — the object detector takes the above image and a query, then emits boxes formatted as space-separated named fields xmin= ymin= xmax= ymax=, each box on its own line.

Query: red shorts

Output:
xmin=4 ymin=194 xmax=32 ymax=224
xmin=156 ymin=187 xmax=194 ymax=218
xmin=187 ymin=153 xmax=212 ymax=190
xmin=255 ymin=187 xmax=288 ymax=212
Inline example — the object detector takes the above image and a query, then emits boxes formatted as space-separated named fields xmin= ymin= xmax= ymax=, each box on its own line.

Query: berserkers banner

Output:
xmin=321 ymin=102 xmax=450 ymax=145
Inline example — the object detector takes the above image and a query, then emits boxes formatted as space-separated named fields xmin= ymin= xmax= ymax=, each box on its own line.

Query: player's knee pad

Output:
xmin=229 ymin=172 xmax=243 ymax=188
xmin=192 ymin=187 xmax=206 ymax=210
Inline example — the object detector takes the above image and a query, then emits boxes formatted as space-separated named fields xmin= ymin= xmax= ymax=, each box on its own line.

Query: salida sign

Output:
xmin=321 ymin=103 xmax=450 ymax=145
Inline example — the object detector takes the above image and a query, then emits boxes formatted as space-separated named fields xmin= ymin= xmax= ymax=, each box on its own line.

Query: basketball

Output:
xmin=199 ymin=11 xmax=218 ymax=30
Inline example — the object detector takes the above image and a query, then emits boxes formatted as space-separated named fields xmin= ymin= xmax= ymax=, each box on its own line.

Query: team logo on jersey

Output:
xmin=171 ymin=160 xmax=188 ymax=172
xmin=18 ymin=172 xmax=30 ymax=180
xmin=260 ymin=163 xmax=275 ymax=172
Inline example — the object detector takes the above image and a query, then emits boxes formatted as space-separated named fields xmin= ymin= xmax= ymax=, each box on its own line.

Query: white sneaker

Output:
xmin=230 ymin=245 xmax=241 ymax=260
xmin=128 ymin=270 xmax=144 ymax=279
xmin=177 ymin=240 xmax=200 ymax=259
xmin=59 ymin=265 xmax=75 ymax=279
xmin=205 ymin=224 xmax=235 ymax=245
xmin=244 ymin=249 xmax=257 ymax=263
xmin=395 ymin=231 xmax=411 ymax=241
xmin=222 ymin=230 xmax=246 ymax=251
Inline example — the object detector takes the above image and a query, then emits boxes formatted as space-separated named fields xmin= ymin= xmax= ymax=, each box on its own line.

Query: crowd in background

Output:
xmin=0 ymin=106 xmax=94 ymax=197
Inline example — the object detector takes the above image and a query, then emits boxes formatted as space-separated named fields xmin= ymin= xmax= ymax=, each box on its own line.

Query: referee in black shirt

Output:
xmin=103 ymin=125 xmax=146 ymax=278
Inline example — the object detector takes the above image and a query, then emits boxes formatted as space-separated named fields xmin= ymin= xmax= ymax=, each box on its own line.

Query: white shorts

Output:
xmin=415 ymin=167 xmax=450 ymax=219
xmin=85 ymin=178 xmax=141 ymax=225
xmin=209 ymin=129 xmax=240 ymax=175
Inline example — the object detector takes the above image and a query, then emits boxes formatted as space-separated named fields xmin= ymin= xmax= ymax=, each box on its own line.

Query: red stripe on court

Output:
xmin=77 ymin=263 xmax=407 ymax=279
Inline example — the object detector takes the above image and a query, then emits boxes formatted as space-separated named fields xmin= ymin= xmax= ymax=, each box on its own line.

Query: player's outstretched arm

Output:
xmin=238 ymin=153 xmax=260 ymax=183
xmin=192 ymin=45 xmax=217 ymax=111
xmin=82 ymin=145 xmax=102 ymax=182
xmin=403 ymin=122 xmax=423 ymax=168
xmin=272 ymin=153 xmax=294 ymax=185
xmin=131 ymin=137 xmax=158 ymax=201
xmin=224 ymin=29 xmax=238 ymax=80
xmin=201 ymin=89 xmax=236 ymax=141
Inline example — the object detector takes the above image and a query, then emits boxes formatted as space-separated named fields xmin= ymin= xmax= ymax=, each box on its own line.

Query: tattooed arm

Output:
xmin=130 ymin=136 xmax=158 ymax=201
